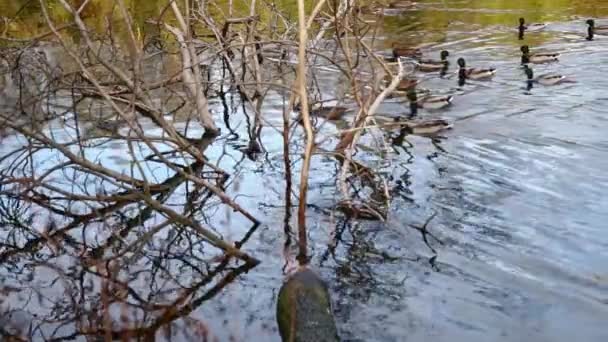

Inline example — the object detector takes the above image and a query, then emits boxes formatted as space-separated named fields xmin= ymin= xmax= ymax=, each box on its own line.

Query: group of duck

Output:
xmin=384 ymin=18 xmax=608 ymax=116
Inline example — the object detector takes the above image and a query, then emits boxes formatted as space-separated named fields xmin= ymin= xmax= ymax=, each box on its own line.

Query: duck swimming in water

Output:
xmin=518 ymin=18 xmax=546 ymax=32
xmin=586 ymin=19 xmax=608 ymax=31
xmin=518 ymin=18 xmax=546 ymax=39
xmin=457 ymin=58 xmax=496 ymax=80
xmin=310 ymin=106 xmax=348 ymax=120
xmin=392 ymin=44 xmax=423 ymax=59
xmin=404 ymin=119 xmax=453 ymax=136
xmin=586 ymin=19 xmax=608 ymax=41
xmin=524 ymin=64 xmax=572 ymax=86
xmin=418 ymin=94 xmax=454 ymax=110
xmin=520 ymin=45 xmax=559 ymax=64
xmin=396 ymin=78 xmax=420 ymax=91
xmin=417 ymin=50 xmax=450 ymax=72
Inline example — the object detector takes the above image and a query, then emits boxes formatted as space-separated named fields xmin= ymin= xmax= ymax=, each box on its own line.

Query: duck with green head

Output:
xmin=524 ymin=64 xmax=572 ymax=86
xmin=417 ymin=50 xmax=449 ymax=72
xmin=517 ymin=17 xmax=546 ymax=40
xmin=518 ymin=18 xmax=546 ymax=32
xmin=520 ymin=45 xmax=559 ymax=64
xmin=586 ymin=19 xmax=608 ymax=41
xmin=518 ymin=18 xmax=546 ymax=40
xmin=457 ymin=57 xmax=496 ymax=81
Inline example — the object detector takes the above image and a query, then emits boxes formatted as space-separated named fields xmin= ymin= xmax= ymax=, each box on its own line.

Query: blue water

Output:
xmin=1 ymin=1 xmax=608 ymax=341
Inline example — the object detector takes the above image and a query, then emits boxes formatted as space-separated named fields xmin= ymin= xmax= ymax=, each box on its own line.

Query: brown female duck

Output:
xmin=392 ymin=43 xmax=423 ymax=59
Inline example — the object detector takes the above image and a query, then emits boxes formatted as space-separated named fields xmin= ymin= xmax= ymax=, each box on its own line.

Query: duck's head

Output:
xmin=587 ymin=19 xmax=595 ymax=40
xmin=457 ymin=57 xmax=466 ymax=67
xmin=440 ymin=50 xmax=450 ymax=60
xmin=520 ymin=45 xmax=530 ymax=54
xmin=519 ymin=17 xmax=525 ymax=26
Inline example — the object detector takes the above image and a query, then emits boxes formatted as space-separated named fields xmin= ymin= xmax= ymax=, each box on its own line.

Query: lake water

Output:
xmin=1 ymin=0 xmax=608 ymax=341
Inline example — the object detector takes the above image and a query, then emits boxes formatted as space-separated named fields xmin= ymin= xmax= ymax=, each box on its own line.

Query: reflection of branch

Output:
xmin=76 ymin=260 xmax=256 ymax=340
xmin=409 ymin=212 xmax=444 ymax=254
xmin=91 ymin=161 xmax=206 ymax=262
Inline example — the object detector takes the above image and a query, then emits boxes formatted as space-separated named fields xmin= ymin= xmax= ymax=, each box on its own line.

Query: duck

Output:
xmin=586 ymin=19 xmax=608 ymax=31
xmin=310 ymin=106 xmax=348 ymax=120
xmin=398 ymin=78 xmax=420 ymax=90
xmin=392 ymin=43 xmax=423 ymax=59
xmin=405 ymin=119 xmax=452 ymax=136
xmin=417 ymin=94 xmax=454 ymax=110
xmin=524 ymin=64 xmax=570 ymax=86
xmin=294 ymin=101 xmax=349 ymax=121
xmin=520 ymin=45 xmax=559 ymax=64
xmin=354 ymin=4 xmax=381 ymax=15
xmin=417 ymin=50 xmax=449 ymax=72
xmin=295 ymin=102 xmax=349 ymax=121
xmin=518 ymin=17 xmax=546 ymax=32
xmin=382 ymin=74 xmax=420 ymax=90
xmin=385 ymin=87 xmax=429 ymax=101
xmin=457 ymin=58 xmax=496 ymax=80
xmin=586 ymin=19 xmax=608 ymax=41
xmin=95 ymin=119 xmax=127 ymax=132
xmin=388 ymin=1 xmax=417 ymax=9
xmin=396 ymin=78 xmax=420 ymax=91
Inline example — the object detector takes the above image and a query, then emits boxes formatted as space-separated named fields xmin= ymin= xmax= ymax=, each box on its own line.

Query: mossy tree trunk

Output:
xmin=277 ymin=268 xmax=340 ymax=342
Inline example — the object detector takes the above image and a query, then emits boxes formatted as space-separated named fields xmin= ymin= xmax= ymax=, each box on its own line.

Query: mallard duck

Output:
xmin=396 ymin=78 xmax=419 ymax=91
xmin=95 ymin=119 xmax=127 ymax=132
xmin=383 ymin=74 xmax=419 ymax=88
xmin=388 ymin=1 xmax=417 ymax=9
xmin=294 ymin=101 xmax=349 ymax=121
xmin=457 ymin=58 xmax=496 ymax=80
xmin=384 ymin=87 xmax=429 ymax=101
xmin=586 ymin=19 xmax=608 ymax=41
xmin=586 ymin=19 xmax=608 ymax=31
xmin=392 ymin=43 xmax=423 ymax=59
xmin=520 ymin=45 xmax=559 ymax=64
xmin=524 ymin=65 xmax=571 ymax=86
xmin=405 ymin=119 xmax=452 ymax=136
xmin=518 ymin=17 xmax=546 ymax=32
xmin=310 ymin=106 xmax=348 ymax=120
xmin=417 ymin=50 xmax=449 ymax=72
xmin=417 ymin=94 xmax=453 ymax=110
xmin=354 ymin=4 xmax=380 ymax=15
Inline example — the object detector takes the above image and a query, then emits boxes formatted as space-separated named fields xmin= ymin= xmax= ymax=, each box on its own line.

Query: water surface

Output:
xmin=1 ymin=0 xmax=608 ymax=341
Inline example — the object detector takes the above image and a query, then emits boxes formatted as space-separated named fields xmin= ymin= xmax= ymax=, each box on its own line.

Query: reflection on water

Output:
xmin=0 ymin=128 xmax=260 ymax=339
xmin=1 ymin=0 xmax=608 ymax=341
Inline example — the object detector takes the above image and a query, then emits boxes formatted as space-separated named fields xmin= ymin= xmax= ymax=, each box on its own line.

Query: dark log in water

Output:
xmin=276 ymin=267 xmax=339 ymax=342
